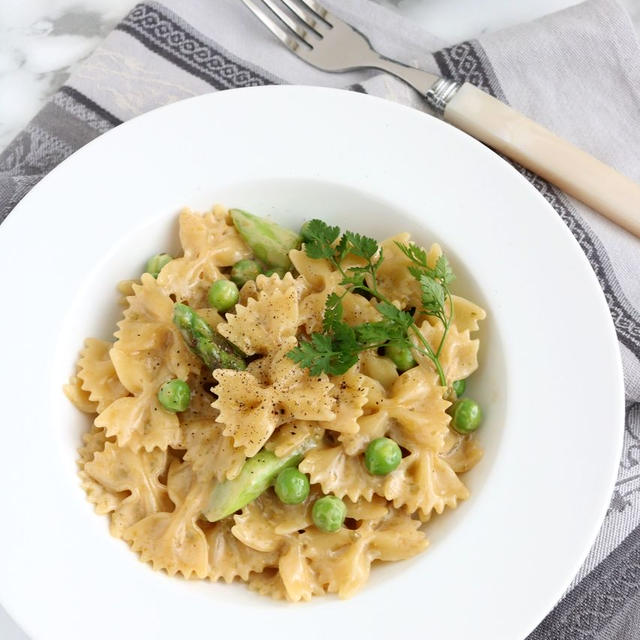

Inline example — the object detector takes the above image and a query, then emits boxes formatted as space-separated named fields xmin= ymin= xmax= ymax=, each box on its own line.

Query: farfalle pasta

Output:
xmin=67 ymin=205 xmax=487 ymax=601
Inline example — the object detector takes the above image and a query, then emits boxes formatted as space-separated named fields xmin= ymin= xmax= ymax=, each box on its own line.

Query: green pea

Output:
xmin=157 ymin=379 xmax=190 ymax=412
xmin=145 ymin=253 xmax=173 ymax=278
xmin=274 ymin=467 xmax=310 ymax=505
xmin=450 ymin=398 xmax=483 ymax=434
xmin=230 ymin=259 xmax=262 ymax=287
xmin=452 ymin=379 xmax=466 ymax=398
xmin=364 ymin=437 xmax=402 ymax=475
xmin=384 ymin=342 xmax=416 ymax=372
xmin=264 ymin=267 xmax=287 ymax=278
xmin=207 ymin=279 xmax=239 ymax=312
xmin=312 ymin=495 xmax=347 ymax=532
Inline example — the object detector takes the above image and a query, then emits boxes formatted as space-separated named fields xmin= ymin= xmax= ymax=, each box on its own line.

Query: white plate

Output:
xmin=0 ymin=86 xmax=624 ymax=640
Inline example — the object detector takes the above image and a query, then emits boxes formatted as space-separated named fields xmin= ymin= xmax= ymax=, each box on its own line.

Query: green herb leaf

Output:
xmin=343 ymin=231 xmax=378 ymax=260
xmin=287 ymin=332 xmax=359 ymax=376
xmin=419 ymin=274 xmax=445 ymax=316
xmin=395 ymin=241 xmax=428 ymax=268
xmin=354 ymin=322 xmax=392 ymax=346
xmin=288 ymin=336 xmax=333 ymax=376
xmin=377 ymin=302 xmax=414 ymax=330
xmin=335 ymin=234 xmax=351 ymax=263
xmin=323 ymin=292 xmax=344 ymax=332
xmin=302 ymin=219 xmax=341 ymax=261
xmin=434 ymin=254 xmax=455 ymax=285
xmin=340 ymin=273 xmax=366 ymax=288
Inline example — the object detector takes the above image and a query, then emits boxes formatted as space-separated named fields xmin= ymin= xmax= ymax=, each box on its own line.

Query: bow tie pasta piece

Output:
xmin=324 ymin=370 xmax=382 ymax=446
xmin=213 ymin=340 xmax=335 ymax=457
xmin=290 ymin=249 xmax=381 ymax=333
xmin=95 ymin=388 xmax=182 ymax=452
xmin=375 ymin=234 xmax=445 ymax=310
xmin=108 ymin=347 xmax=156 ymax=397
xmin=299 ymin=446 xmax=383 ymax=502
xmin=367 ymin=510 xmax=428 ymax=562
xmin=317 ymin=368 xmax=369 ymax=435
xmin=278 ymin=537 xmax=325 ymax=601
xmin=64 ymin=375 xmax=98 ymax=414
xmin=84 ymin=442 xmax=170 ymax=537
xmin=382 ymin=367 xmax=451 ymax=453
xmin=374 ymin=233 xmax=423 ymax=309
xmin=232 ymin=499 xmax=283 ymax=554
xmin=182 ymin=418 xmax=245 ymax=482
xmin=78 ymin=426 xmax=111 ymax=466
xmin=417 ymin=320 xmax=480 ymax=384
xmin=248 ymin=570 xmax=289 ymax=601
xmin=300 ymin=498 xmax=408 ymax=598
xmin=290 ymin=249 xmax=343 ymax=333
xmin=298 ymin=526 xmax=353 ymax=564
xmin=179 ymin=384 xmax=218 ymax=423
xmin=116 ymin=273 xmax=201 ymax=385
xmin=66 ymin=346 xmax=129 ymax=416
xmin=414 ymin=295 xmax=485 ymax=383
xmin=290 ymin=248 xmax=338 ymax=291
xmin=116 ymin=279 xmax=137 ymax=304
xmin=340 ymin=291 xmax=382 ymax=326
xmin=343 ymin=495 xmax=389 ymax=520
xmin=340 ymin=367 xmax=448 ymax=455
xmin=193 ymin=306 xmax=224 ymax=330
xmin=382 ymin=448 xmax=469 ymax=521
xmin=271 ymin=348 xmax=336 ymax=423
xmin=206 ymin=519 xmax=278 ymax=583
xmin=450 ymin=295 xmax=487 ymax=333
xmin=266 ymin=421 xmax=324 ymax=458
xmin=77 ymin=427 xmax=122 ymax=515
xmin=237 ymin=279 xmax=258 ymax=306
xmin=157 ymin=207 xmax=251 ymax=307
xmin=339 ymin=409 xmax=391 ymax=456
xmin=124 ymin=461 xmax=211 ymax=579
xmin=359 ymin=350 xmax=399 ymax=391
xmin=75 ymin=339 xmax=128 ymax=412
xmin=233 ymin=492 xmax=323 ymax=602
xmin=310 ymin=508 xmax=427 ymax=599
xmin=97 ymin=275 xmax=202 ymax=452
xmin=217 ymin=272 xmax=300 ymax=355
xmin=441 ymin=429 xmax=484 ymax=474
xmin=212 ymin=370 xmax=279 ymax=457
xmin=334 ymin=373 xmax=389 ymax=456
xmin=316 ymin=533 xmax=373 ymax=599
xmin=231 ymin=492 xmax=313 ymax=553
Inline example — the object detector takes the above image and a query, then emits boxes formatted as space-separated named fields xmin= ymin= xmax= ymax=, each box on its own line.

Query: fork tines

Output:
xmin=242 ymin=0 xmax=333 ymax=52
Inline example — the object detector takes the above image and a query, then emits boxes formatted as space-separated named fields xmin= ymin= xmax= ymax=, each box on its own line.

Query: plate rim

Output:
xmin=0 ymin=85 xmax=625 ymax=640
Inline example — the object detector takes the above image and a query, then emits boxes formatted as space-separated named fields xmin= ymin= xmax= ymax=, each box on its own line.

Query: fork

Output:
xmin=242 ymin=0 xmax=640 ymax=238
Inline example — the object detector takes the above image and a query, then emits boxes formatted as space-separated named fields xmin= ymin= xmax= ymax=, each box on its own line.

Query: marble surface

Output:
xmin=1 ymin=0 xmax=639 ymax=637
xmin=0 ymin=0 xmax=133 ymax=150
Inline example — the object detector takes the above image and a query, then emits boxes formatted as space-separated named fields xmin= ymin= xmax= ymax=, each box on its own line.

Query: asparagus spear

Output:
xmin=230 ymin=209 xmax=301 ymax=270
xmin=173 ymin=303 xmax=246 ymax=371
xmin=202 ymin=437 xmax=319 ymax=522
xmin=203 ymin=450 xmax=301 ymax=522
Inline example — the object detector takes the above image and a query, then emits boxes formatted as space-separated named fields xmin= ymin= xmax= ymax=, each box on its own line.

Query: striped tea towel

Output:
xmin=0 ymin=0 xmax=639 ymax=637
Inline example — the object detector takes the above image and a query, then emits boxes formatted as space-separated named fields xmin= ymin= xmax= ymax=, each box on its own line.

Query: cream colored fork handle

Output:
xmin=444 ymin=83 xmax=640 ymax=237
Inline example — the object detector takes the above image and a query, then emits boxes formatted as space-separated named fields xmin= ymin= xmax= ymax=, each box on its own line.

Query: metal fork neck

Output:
xmin=424 ymin=78 xmax=461 ymax=116
xmin=371 ymin=57 xmax=461 ymax=116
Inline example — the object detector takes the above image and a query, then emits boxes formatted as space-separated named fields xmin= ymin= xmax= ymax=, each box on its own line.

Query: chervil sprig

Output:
xmin=288 ymin=294 xmax=414 ymax=376
xmin=289 ymin=220 xmax=454 ymax=386
xmin=301 ymin=220 xmax=385 ymax=297
xmin=396 ymin=242 xmax=455 ymax=357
